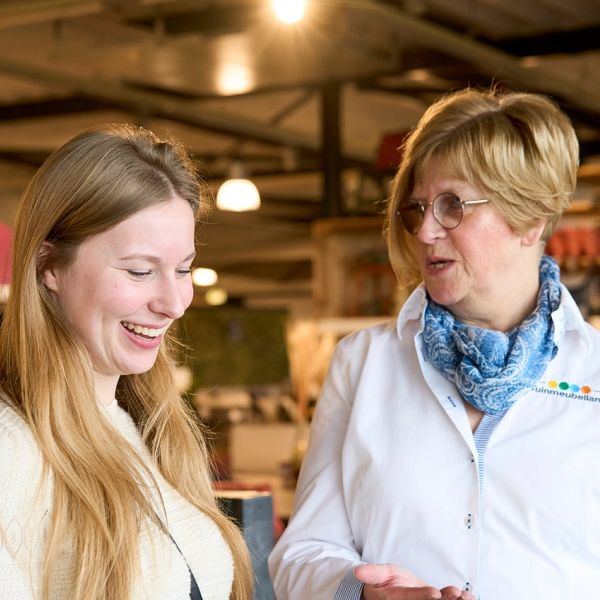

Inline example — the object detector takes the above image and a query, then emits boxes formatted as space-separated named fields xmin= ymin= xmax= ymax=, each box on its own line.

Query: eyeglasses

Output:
xmin=397 ymin=192 xmax=490 ymax=234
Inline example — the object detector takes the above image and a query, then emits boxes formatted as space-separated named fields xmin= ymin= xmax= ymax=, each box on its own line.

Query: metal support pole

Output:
xmin=321 ymin=82 xmax=343 ymax=218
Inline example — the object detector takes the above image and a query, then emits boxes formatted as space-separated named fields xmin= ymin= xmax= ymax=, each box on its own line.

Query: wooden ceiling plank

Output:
xmin=0 ymin=0 xmax=104 ymax=29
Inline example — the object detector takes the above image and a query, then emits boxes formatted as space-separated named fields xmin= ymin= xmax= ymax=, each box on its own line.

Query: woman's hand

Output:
xmin=354 ymin=564 xmax=476 ymax=600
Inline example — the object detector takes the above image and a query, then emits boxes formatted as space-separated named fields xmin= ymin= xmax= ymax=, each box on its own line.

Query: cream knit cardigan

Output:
xmin=0 ymin=399 xmax=234 ymax=600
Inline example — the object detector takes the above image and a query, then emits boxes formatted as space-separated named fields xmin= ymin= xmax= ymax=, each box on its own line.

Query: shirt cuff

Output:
xmin=334 ymin=569 xmax=364 ymax=600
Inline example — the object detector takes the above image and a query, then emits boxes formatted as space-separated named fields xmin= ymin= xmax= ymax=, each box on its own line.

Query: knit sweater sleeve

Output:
xmin=0 ymin=402 xmax=54 ymax=599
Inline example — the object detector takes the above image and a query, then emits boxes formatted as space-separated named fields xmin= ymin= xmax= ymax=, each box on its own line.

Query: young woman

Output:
xmin=0 ymin=124 xmax=253 ymax=600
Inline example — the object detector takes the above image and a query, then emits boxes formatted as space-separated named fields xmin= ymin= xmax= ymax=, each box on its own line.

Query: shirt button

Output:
xmin=464 ymin=514 xmax=474 ymax=528
xmin=462 ymin=583 xmax=471 ymax=593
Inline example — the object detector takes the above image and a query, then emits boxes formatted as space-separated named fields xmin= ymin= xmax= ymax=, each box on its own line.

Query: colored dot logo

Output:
xmin=547 ymin=380 xmax=591 ymax=394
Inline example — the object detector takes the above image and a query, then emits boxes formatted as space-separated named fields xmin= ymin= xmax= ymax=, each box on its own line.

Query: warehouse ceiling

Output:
xmin=1 ymin=0 xmax=600 ymax=310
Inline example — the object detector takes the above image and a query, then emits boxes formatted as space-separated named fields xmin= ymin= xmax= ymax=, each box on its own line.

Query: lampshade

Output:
xmin=216 ymin=178 xmax=261 ymax=211
xmin=205 ymin=288 xmax=228 ymax=306
xmin=216 ymin=161 xmax=261 ymax=212
xmin=192 ymin=267 xmax=218 ymax=286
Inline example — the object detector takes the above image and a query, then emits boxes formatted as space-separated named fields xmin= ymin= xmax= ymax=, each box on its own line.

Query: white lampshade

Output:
xmin=192 ymin=267 xmax=218 ymax=287
xmin=216 ymin=178 xmax=261 ymax=212
xmin=205 ymin=287 xmax=228 ymax=306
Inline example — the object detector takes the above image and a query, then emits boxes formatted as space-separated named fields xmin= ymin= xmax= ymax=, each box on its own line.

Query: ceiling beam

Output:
xmin=358 ymin=0 xmax=600 ymax=115
xmin=493 ymin=27 xmax=600 ymax=57
xmin=198 ymin=273 xmax=312 ymax=299
xmin=0 ymin=96 xmax=112 ymax=122
xmin=0 ymin=55 xmax=374 ymax=165
xmin=0 ymin=0 xmax=188 ymax=30
xmin=199 ymin=240 xmax=315 ymax=267
xmin=0 ymin=0 xmax=104 ymax=29
xmin=128 ymin=5 xmax=262 ymax=37
xmin=203 ymin=211 xmax=311 ymax=236
xmin=580 ymin=139 xmax=600 ymax=158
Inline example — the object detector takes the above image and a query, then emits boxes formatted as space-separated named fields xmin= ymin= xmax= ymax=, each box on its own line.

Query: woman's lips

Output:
xmin=121 ymin=321 xmax=166 ymax=339
xmin=425 ymin=257 xmax=454 ymax=272
xmin=121 ymin=322 xmax=164 ymax=349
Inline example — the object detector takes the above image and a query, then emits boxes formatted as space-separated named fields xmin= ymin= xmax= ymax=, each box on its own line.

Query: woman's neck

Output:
xmin=449 ymin=254 xmax=544 ymax=333
xmin=94 ymin=373 xmax=119 ymax=406
xmin=451 ymin=287 xmax=539 ymax=332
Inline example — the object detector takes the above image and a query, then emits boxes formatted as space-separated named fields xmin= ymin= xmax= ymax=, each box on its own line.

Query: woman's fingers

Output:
xmin=355 ymin=565 xmax=475 ymax=600
xmin=355 ymin=564 xmax=430 ymax=587
xmin=440 ymin=587 xmax=476 ymax=600
xmin=355 ymin=564 xmax=442 ymax=600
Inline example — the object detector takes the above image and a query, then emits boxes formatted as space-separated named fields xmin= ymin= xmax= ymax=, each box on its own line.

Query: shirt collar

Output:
xmin=396 ymin=282 xmax=593 ymax=354
xmin=552 ymin=283 xmax=593 ymax=355
xmin=396 ymin=283 xmax=427 ymax=340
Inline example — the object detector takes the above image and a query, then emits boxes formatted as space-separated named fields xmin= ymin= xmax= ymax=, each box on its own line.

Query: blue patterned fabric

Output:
xmin=422 ymin=255 xmax=562 ymax=415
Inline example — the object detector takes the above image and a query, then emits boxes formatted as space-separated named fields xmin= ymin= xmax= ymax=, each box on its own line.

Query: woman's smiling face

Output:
xmin=43 ymin=196 xmax=196 ymax=392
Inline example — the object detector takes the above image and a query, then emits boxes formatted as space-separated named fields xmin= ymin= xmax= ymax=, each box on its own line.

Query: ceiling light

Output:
xmin=216 ymin=161 xmax=261 ymax=212
xmin=273 ymin=0 xmax=305 ymax=24
xmin=192 ymin=267 xmax=218 ymax=287
xmin=205 ymin=288 xmax=228 ymax=306
xmin=218 ymin=63 xmax=253 ymax=95
xmin=406 ymin=69 xmax=431 ymax=83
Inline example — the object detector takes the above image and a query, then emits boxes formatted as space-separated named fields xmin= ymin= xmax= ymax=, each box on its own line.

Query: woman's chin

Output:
xmin=426 ymin=287 xmax=461 ymax=309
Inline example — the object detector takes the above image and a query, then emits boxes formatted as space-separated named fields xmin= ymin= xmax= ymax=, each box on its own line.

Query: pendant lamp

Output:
xmin=216 ymin=161 xmax=261 ymax=212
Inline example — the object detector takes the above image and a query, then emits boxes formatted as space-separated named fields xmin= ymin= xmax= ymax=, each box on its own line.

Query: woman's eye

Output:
xmin=177 ymin=268 xmax=192 ymax=277
xmin=128 ymin=270 xmax=151 ymax=279
xmin=448 ymin=195 xmax=462 ymax=208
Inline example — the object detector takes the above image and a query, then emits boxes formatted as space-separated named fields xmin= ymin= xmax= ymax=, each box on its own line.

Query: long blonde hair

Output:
xmin=387 ymin=87 xmax=579 ymax=287
xmin=0 ymin=124 xmax=253 ymax=600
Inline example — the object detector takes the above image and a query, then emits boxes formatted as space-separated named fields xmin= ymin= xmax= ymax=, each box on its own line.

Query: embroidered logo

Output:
xmin=534 ymin=379 xmax=600 ymax=402
xmin=547 ymin=380 xmax=592 ymax=394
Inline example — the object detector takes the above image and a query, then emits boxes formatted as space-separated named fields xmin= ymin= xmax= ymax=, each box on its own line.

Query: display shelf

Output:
xmin=311 ymin=216 xmax=396 ymax=319
xmin=578 ymin=163 xmax=600 ymax=186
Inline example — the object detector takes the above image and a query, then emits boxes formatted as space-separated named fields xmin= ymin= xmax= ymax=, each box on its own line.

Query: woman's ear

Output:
xmin=39 ymin=241 xmax=59 ymax=292
xmin=522 ymin=219 xmax=547 ymax=248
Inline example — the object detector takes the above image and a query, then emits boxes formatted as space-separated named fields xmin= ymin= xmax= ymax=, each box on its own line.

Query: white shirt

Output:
xmin=269 ymin=284 xmax=600 ymax=600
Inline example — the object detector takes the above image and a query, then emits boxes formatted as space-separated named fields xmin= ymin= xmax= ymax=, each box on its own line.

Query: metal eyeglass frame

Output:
xmin=396 ymin=192 xmax=490 ymax=234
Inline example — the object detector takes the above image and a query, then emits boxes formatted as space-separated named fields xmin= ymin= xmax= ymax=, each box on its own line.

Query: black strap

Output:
xmin=169 ymin=533 xmax=204 ymax=600
xmin=189 ymin=572 xmax=204 ymax=600
xmin=154 ymin=512 xmax=204 ymax=600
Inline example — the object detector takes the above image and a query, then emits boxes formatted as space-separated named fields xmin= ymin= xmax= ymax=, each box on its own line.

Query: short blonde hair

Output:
xmin=387 ymin=87 xmax=579 ymax=287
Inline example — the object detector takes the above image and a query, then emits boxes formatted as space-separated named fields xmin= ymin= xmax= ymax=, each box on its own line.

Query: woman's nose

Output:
xmin=151 ymin=278 xmax=191 ymax=319
xmin=415 ymin=204 xmax=446 ymax=243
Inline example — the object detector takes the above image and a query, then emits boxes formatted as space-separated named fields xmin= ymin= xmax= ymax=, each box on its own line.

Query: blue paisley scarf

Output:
xmin=422 ymin=255 xmax=561 ymax=415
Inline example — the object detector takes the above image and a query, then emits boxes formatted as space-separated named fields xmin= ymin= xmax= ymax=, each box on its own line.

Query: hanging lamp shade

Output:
xmin=216 ymin=161 xmax=261 ymax=212
xmin=192 ymin=267 xmax=218 ymax=287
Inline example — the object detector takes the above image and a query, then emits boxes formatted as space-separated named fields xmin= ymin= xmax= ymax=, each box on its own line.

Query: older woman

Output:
xmin=269 ymin=88 xmax=600 ymax=600
xmin=0 ymin=124 xmax=253 ymax=600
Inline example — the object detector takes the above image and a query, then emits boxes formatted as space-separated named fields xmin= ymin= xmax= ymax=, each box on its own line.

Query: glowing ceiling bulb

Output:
xmin=273 ymin=0 xmax=305 ymax=24
xmin=192 ymin=268 xmax=218 ymax=287
xmin=205 ymin=288 xmax=228 ymax=306
xmin=218 ymin=63 xmax=253 ymax=95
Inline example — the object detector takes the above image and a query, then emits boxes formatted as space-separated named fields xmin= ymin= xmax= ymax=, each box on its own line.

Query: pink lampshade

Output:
xmin=0 ymin=221 xmax=13 ymax=285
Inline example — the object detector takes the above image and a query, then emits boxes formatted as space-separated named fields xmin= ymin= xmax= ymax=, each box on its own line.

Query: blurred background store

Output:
xmin=1 ymin=0 xmax=600 ymax=562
